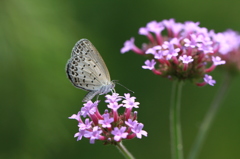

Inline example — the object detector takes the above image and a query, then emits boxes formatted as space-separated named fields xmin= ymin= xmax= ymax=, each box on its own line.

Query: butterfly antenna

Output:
xmin=115 ymin=82 xmax=134 ymax=93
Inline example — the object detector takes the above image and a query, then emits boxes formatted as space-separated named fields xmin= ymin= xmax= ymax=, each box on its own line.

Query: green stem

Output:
xmin=170 ymin=80 xmax=184 ymax=159
xmin=116 ymin=142 xmax=135 ymax=159
xmin=187 ymin=72 xmax=232 ymax=159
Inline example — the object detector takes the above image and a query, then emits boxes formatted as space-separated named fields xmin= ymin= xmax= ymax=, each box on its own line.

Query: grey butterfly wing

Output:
xmin=66 ymin=59 xmax=98 ymax=92
xmin=71 ymin=39 xmax=111 ymax=82
xmin=66 ymin=39 xmax=113 ymax=102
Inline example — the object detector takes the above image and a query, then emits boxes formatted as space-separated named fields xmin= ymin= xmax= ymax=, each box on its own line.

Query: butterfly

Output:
xmin=66 ymin=39 xmax=115 ymax=102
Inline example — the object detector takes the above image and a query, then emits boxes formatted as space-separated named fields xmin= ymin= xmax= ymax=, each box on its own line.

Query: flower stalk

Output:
xmin=120 ymin=19 xmax=240 ymax=158
xmin=170 ymin=80 xmax=184 ymax=159
xmin=116 ymin=142 xmax=135 ymax=159
xmin=188 ymin=71 xmax=232 ymax=159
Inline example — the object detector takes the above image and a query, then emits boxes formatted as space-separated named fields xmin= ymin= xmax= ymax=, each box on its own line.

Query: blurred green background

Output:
xmin=1 ymin=0 xmax=240 ymax=159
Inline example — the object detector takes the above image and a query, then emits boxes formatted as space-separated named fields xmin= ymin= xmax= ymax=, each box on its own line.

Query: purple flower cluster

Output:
xmin=69 ymin=93 xmax=147 ymax=144
xmin=121 ymin=19 xmax=230 ymax=86
xmin=213 ymin=29 xmax=240 ymax=73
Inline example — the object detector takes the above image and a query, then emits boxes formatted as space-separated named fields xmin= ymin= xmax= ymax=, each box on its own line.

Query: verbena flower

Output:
xmin=121 ymin=19 xmax=229 ymax=86
xmin=69 ymin=93 xmax=147 ymax=145
xmin=212 ymin=29 xmax=240 ymax=74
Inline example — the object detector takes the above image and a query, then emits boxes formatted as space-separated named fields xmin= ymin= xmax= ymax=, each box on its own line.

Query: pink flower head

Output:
xmin=121 ymin=19 xmax=230 ymax=86
xmin=213 ymin=29 xmax=240 ymax=73
xmin=213 ymin=30 xmax=240 ymax=55
xmin=69 ymin=93 xmax=147 ymax=145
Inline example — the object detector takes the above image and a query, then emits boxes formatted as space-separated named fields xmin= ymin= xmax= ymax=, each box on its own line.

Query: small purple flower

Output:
xmin=131 ymin=123 xmax=148 ymax=139
xmin=199 ymin=35 xmax=213 ymax=46
xmin=111 ymin=127 xmax=128 ymax=141
xmin=162 ymin=42 xmax=180 ymax=60
xmin=146 ymin=46 xmax=164 ymax=59
xmin=105 ymin=93 xmax=122 ymax=103
xmin=198 ymin=43 xmax=214 ymax=53
xmin=125 ymin=119 xmax=138 ymax=128
xmin=162 ymin=18 xmax=176 ymax=29
xmin=171 ymin=23 xmax=184 ymax=36
xmin=142 ymin=59 xmax=156 ymax=70
xmin=184 ymin=21 xmax=200 ymax=34
xmin=121 ymin=37 xmax=135 ymax=53
xmin=162 ymin=19 xmax=183 ymax=36
xmin=107 ymin=102 xmax=122 ymax=111
xmin=78 ymin=118 xmax=92 ymax=130
xmin=169 ymin=38 xmax=180 ymax=45
xmin=80 ymin=101 xmax=99 ymax=117
xmin=98 ymin=113 xmax=114 ymax=128
xmin=74 ymin=130 xmax=87 ymax=141
xmin=84 ymin=126 xmax=102 ymax=144
xmin=122 ymin=95 xmax=140 ymax=109
xmin=204 ymin=74 xmax=216 ymax=86
xmin=212 ymin=56 xmax=226 ymax=66
xmin=146 ymin=48 xmax=156 ymax=55
xmin=146 ymin=20 xmax=164 ymax=34
xmin=196 ymin=27 xmax=209 ymax=37
xmin=153 ymin=45 xmax=162 ymax=50
xmin=123 ymin=93 xmax=131 ymax=100
xmin=139 ymin=27 xmax=149 ymax=35
xmin=154 ymin=50 xmax=164 ymax=59
xmin=184 ymin=34 xmax=199 ymax=48
xmin=179 ymin=55 xmax=194 ymax=64
xmin=68 ymin=111 xmax=81 ymax=121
